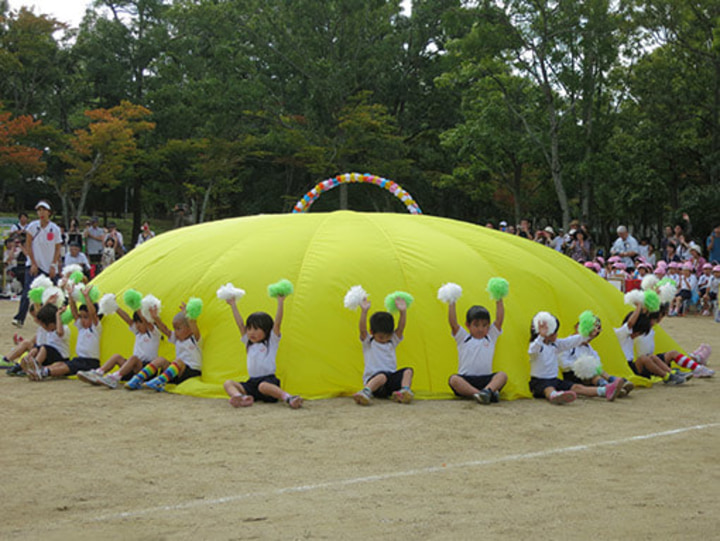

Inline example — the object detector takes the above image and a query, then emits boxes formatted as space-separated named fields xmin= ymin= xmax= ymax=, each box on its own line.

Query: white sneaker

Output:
xmin=693 ymin=365 xmax=715 ymax=378
xmin=11 ymin=319 xmax=23 ymax=328
xmin=77 ymin=370 xmax=101 ymax=385
xmin=97 ymin=374 xmax=119 ymax=389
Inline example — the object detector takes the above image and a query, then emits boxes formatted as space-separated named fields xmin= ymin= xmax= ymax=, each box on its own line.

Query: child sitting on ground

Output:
xmin=698 ymin=264 xmax=716 ymax=315
xmin=78 ymin=304 xmax=162 ymax=389
xmin=353 ymin=295 xmax=413 ymax=405
xmin=528 ymin=311 xmax=623 ymax=405
xmin=446 ymin=290 xmax=507 ymax=405
xmin=559 ymin=312 xmax=634 ymax=397
xmin=19 ymin=303 xmax=70 ymax=379
xmin=24 ymin=287 xmax=100 ymax=380
xmin=222 ymin=292 xmax=302 ymax=409
xmin=670 ymin=263 xmax=697 ymax=316
xmin=1 ymin=303 xmax=44 ymax=372
xmin=125 ymin=300 xmax=202 ymax=391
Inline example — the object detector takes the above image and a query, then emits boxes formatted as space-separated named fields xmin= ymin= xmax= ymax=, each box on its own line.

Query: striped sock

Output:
xmin=136 ymin=364 xmax=158 ymax=382
xmin=156 ymin=362 xmax=180 ymax=384
xmin=673 ymin=354 xmax=698 ymax=371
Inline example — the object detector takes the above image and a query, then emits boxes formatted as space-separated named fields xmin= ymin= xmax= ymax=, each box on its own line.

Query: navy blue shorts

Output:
xmin=170 ymin=366 xmax=201 ymax=385
xmin=369 ymin=368 xmax=412 ymax=398
xmin=451 ymin=373 xmax=496 ymax=396
xmin=676 ymin=290 xmax=692 ymax=300
xmin=42 ymin=346 xmax=68 ymax=366
xmin=710 ymin=292 xmax=717 ymax=301
xmin=561 ymin=370 xmax=584 ymax=384
xmin=65 ymin=357 xmax=100 ymax=375
xmin=628 ymin=360 xmax=653 ymax=378
xmin=529 ymin=377 xmax=573 ymax=398
xmin=238 ymin=374 xmax=281 ymax=402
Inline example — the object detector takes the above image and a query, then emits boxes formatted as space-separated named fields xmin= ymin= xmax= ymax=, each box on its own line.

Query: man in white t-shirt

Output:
xmin=12 ymin=200 xmax=63 ymax=328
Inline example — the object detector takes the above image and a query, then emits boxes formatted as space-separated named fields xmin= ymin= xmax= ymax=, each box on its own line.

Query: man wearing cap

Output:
xmin=83 ymin=217 xmax=105 ymax=267
xmin=12 ymin=200 xmax=63 ymax=328
xmin=610 ymin=225 xmax=640 ymax=271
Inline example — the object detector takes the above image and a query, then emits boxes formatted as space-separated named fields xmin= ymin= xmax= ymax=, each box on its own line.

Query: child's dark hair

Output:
xmin=623 ymin=310 xmax=651 ymax=335
xmin=79 ymin=303 xmax=103 ymax=320
xmin=530 ymin=315 xmax=560 ymax=342
xmin=466 ymin=305 xmax=491 ymax=324
xmin=132 ymin=310 xmax=143 ymax=323
xmin=37 ymin=304 xmax=58 ymax=326
xmin=369 ymin=311 xmax=394 ymax=334
xmin=246 ymin=312 xmax=274 ymax=345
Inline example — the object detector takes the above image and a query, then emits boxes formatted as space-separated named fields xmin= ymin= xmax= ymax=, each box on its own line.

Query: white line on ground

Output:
xmin=90 ymin=421 xmax=720 ymax=523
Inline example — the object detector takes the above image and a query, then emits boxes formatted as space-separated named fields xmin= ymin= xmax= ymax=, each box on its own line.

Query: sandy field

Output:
xmin=1 ymin=299 xmax=719 ymax=541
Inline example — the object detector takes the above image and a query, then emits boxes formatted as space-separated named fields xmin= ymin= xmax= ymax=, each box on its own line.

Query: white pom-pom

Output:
xmin=71 ymin=284 xmax=84 ymax=303
xmin=31 ymin=275 xmax=53 ymax=290
xmin=216 ymin=283 xmax=246 ymax=302
xmin=62 ymin=264 xmax=82 ymax=278
xmin=624 ymin=289 xmax=645 ymax=307
xmin=659 ymin=283 xmax=676 ymax=304
xmin=532 ymin=311 xmax=558 ymax=335
xmin=437 ymin=282 xmax=463 ymax=304
xmin=344 ymin=285 xmax=367 ymax=310
xmin=141 ymin=294 xmax=162 ymax=322
xmin=641 ymin=274 xmax=659 ymax=291
xmin=572 ymin=355 xmax=603 ymax=380
xmin=42 ymin=285 xmax=66 ymax=307
xmin=98 ymin=293 xmax=119 ymax=316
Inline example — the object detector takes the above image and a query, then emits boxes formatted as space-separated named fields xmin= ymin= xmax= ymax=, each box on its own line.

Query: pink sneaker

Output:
xmin=692 ymin=344 xmax=712 ymax=365
xmin=549 ymin=390 xmax=576 ymax=405
xmin=229 ymin=394 xmax=254 ymax=408
xmin=604 ymin=378 xmax=623 ymax=401
xmin=693 ymin=365 xmax=715 ymax=378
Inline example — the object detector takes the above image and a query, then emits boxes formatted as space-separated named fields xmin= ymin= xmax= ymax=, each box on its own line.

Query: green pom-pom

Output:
xmin=657 ymin=277 xmax=677 ymax=289
xmin=486 ymin=277 xmax=509 ymax=301
xmin=268 ymin=279 xmax=294 ymax=298
xmin=644 ymin=290 xmax=660 ymax=312
xmin=186 ymin=297 xmax=203 ymax=320
xmin=70 ymin=271 xmax=85 ymax=284
xmin=29 ymin=287 xmax=45 ymax=304
xmin=85 ymin=285 xmax=101 ymax=304
xmin=578 ymin=310 xmax=597 ymax=337
xmin=60 ymin=309 xmax=74 ymax=325
xmin=123 ymin=289 xmax=143 ymax=311
xmin=384 ymin=291 xmax=414 ymax=313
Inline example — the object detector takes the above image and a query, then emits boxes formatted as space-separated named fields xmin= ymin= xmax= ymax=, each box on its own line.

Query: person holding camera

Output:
xmin=136 ymin=221 xmax=155 ymax=247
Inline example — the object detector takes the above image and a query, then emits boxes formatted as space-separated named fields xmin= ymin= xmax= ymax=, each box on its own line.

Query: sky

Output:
xmin=8 ymin=0 xmax=91 ymax=27
xmin=7 ymin=0 xmax=412 ymax=28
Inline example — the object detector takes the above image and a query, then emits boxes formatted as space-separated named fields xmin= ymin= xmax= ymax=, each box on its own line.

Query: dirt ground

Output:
xmin=1 ymin=299 xmax=719 ymax=541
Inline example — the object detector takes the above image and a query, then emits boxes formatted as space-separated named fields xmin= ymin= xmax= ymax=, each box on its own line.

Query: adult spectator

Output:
xmin=550 ymin=228 xmax=565 ymax=252
xmin=12 ymin=200 xmax=63 ymax=328
xmin=173 ymin=203 xmax=195 ymax=229
xmin=136 ymin=221 xmax=155 ymax=247
xmin=84 ymin=217 xmax=105 ymax=267
xmin=9 ymin=212 xmax=29 ymax=234
xmin=533 ymin=227 xmax=552 ymax=246
xmin=663 ymin=242 xmax=681 ymax=263
xmin=569 ymin=230 xmax=591 ymax=263
xmin=63 ymin=241 xmax=91 ymax=277
xmin=67 ymin=218 xmax=83 ymax=248
xmin=660 ymin=226 xmax=674 ymax=259
xmin=610 ymin=225 xmax=640 ymax=271
xmin=517 ymin=218 xmax=532 ymax=239
xmin=104 ymin=222 xmax=125 ymax=258
xmin=706 ymin=225 xmax=720 ymax=264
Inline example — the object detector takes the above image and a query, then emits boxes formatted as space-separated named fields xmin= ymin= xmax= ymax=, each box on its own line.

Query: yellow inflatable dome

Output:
xmin=92 ymin=211 xmax=680 ymax=400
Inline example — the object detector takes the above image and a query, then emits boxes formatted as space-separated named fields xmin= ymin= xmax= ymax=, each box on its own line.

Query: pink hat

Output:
xmin=596 ymin=256 xmax=605 ymax=265
xmin=608 ymin=256 xmax=621 ymax=263
xmin=669 ymin=262 xmax=680 ymax=269
xmin=714 ymin=265 xmax=720 ymax=272
xmin=657 ymin=260 xmax=667 ymax=268
xmin=654 ymin=267 xmax=666 ymax=276
xmin=593 ymin=262 xmax=602 ymax=272
xmin=612 ymin=262 xmax=627 ymax=270
xmin=703 ymin=263 xmax=713 ymax=270
xmin=682 ymin=262 xmax=693 ymax=271
xmin=584 ymin=261 xmax=595 ymax=269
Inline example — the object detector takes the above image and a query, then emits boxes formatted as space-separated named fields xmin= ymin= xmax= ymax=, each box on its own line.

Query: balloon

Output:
xmin=91 ymin=211 xmax=680 ymax=400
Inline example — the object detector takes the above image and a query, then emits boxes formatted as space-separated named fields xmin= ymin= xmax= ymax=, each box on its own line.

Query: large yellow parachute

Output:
xmin=93 ymin=211 xmax=679 ymax=399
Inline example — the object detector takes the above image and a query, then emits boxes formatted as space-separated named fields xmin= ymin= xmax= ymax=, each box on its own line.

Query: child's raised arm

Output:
xmin=494 ymin=299 xmax=505 ymax=331
xmin=273 ymin=295 xmax=285 ymax=336
xmin=150 ymin=306 xmax=172 ymax=337
xmin=56 ymin=307 xmax=65 ymax=337
xmin=179 ymin=301 xmax=201 ymax=341
xmin=226 ymin=298 xmax=246 ymax=336
xmin=359 ymin=298 xmax=370 ymax=340
xmin=82 ymin=287 xmax=99 ymax=326
xmin=115 ymin=307 xmax=133 ymax=327
xmin=448 ymin=302 xmax=460 ymax=335
xmin=394 ymin=298 xmax=407 ymax=339
xmin=626 ymin=304 xmax=642 ymax=331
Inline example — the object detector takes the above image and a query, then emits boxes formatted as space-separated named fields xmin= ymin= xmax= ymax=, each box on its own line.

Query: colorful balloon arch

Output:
xmin=292 ymin=172 xmax=422 ymax=214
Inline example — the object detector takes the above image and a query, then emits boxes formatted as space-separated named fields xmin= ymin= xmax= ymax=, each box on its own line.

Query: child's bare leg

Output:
xmin=353 ymin=373 xmax=387 ymax=405
xmin=224 ymin=380 xmax=254 ymax=407
xmin=99 ymin=354 xmax=126 ymax=373
xmin=117 ymin=356 xmax=144 ymax=377
xmin=366 ymin=373 xmax=388 ymax=393
xmin=400 ymin=367 xmax=413 ymax=388
xmin=5 ymin=339 xmax=33 ymax=362
xmin=34 ymin=346 xmax=48 ymax=365
xmin=448 ymin=374 xmax=479 ymax=397
xmin=487 ymin=372 xmax=507 ymax=392
xmin=257 ymin=381 xmax=303 ymax=408
xmin=47 ymin=362 xmax=70 ymax=378
xmin=635 ymin=355 xmax=670 ymax=377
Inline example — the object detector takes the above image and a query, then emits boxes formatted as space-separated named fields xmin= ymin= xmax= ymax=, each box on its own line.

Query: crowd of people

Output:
xmin=487 ymin=216 xmax=720 ymax=318
xmin=2 ymin=201 xmax=155 ymax=326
